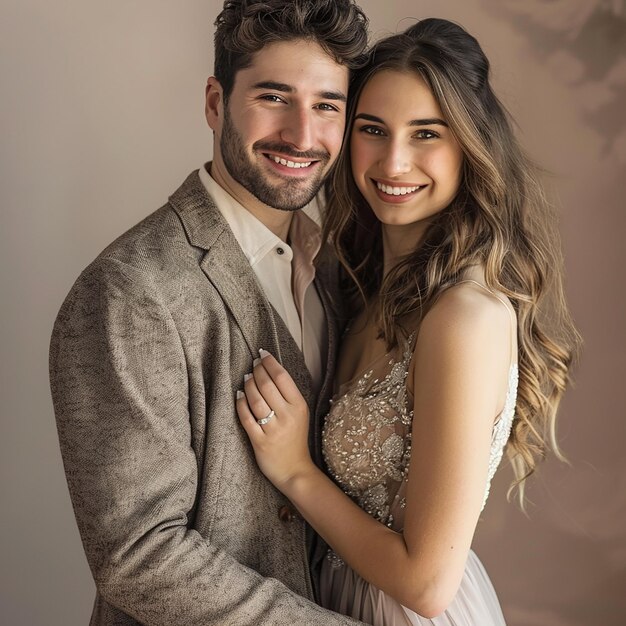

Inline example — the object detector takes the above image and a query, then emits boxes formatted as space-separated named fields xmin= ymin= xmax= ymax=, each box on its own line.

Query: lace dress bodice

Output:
xmin=322 ymin=332 xmax=519 ymax=543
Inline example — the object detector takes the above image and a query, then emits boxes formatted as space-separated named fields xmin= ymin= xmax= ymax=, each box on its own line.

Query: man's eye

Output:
xmin=317 ymin=103 xmax=339 ymax=112
xmin=260 ymin=94 xmax=285 ymax=103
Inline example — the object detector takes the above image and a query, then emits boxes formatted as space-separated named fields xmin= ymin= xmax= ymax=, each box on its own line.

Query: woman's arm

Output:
xmin=237 ymin=285 xmax=513 ymax=617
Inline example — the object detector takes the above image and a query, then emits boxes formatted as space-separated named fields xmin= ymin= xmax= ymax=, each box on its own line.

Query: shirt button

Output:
xmin=278 ymin=505 xmax=296 ymax=522
xmin=276 ymin=247 xmax=285 ymax=255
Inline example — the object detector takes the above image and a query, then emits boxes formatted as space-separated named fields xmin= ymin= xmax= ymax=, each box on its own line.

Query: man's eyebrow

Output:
xmin=252 ymin=81 xmax=347 ymax=103
xmin=252 ymin=81 xmax=294 ymax=93
xmin=354 ymin=113 xmax=448 ymax=127
xmin=319 ymin=91 xmax=347 ymax=103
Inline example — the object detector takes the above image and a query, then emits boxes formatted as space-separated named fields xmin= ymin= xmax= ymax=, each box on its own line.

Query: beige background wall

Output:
xmin=2 ymin=0 xmax=624 ymax=624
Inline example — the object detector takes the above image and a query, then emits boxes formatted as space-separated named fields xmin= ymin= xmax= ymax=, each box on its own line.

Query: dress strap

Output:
xmin=453 ymin=279 xmax=516 ymax=369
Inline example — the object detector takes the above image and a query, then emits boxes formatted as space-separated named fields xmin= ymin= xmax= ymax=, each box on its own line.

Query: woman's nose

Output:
xmin=379 ymin=140 xmax=413 ymax=177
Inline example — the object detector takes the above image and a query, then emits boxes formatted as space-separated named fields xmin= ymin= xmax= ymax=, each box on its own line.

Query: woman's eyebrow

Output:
xmin=354 ymin=112 xmax=448 ymax=127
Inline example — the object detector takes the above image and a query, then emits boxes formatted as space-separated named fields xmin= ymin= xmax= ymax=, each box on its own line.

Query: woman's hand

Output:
xmin=236 ymin=350 xmax=316 ymax=492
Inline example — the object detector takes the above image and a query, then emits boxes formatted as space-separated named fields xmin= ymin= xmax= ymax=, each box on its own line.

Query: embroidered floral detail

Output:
xmin=323 ymin=329 xmax=519 ymax=545
xmin=323 ymin=334 xmax=416 ymax=528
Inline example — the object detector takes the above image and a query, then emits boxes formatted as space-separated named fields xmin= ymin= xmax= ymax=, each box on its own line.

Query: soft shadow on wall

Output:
xmin=469 ymin=1 xmax=626 ymax=625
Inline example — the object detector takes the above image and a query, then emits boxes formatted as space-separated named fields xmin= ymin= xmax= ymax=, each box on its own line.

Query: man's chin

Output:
xmin=247 ymin=180 xmax=321 ymax=212
xmin=259 ymin=194 xmax=316 ymax=212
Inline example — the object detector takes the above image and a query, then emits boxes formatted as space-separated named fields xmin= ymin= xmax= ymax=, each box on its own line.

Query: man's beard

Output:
xmin=220 ymin=106 xmax=331 ymax=212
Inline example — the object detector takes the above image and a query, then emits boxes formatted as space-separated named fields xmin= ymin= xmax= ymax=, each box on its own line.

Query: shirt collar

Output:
xmin=198 ymin=163 xmax=322 ymax=266
xmin=290 ymin=208 xmax=322 ymax=266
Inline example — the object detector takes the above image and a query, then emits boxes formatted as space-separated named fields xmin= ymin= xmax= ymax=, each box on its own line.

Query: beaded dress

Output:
xmin=319 ymin=287 xmax=517 ymax=626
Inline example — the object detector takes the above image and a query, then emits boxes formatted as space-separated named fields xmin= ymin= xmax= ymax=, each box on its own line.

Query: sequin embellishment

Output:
xmin=323 ymin=333 xmax=518 ymax=567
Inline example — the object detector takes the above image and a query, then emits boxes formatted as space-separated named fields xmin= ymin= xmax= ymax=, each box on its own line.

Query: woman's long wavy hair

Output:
xmin=324 ymin=18 xmax=581 ymax=505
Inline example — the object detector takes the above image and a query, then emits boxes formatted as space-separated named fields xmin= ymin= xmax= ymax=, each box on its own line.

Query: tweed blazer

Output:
xmin=50 ymin=171 xmax=362 ymax=625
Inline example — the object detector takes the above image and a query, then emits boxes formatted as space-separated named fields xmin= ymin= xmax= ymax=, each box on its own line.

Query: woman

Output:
xmin=236 ymin=18 xmax=579 ymax=625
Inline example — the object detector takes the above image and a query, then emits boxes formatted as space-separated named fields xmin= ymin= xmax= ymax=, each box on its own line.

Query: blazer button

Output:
xmin=278 ymin=505 xmax=296 ymax=522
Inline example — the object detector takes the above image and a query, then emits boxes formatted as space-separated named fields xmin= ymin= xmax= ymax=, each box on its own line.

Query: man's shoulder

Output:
xmin=97 ymin=204 xmax=188 ymax=269
xmin=62 ymin=171 xmax=226 ymax=300
xmin=90 ymin=170 xmax=225 ymax=273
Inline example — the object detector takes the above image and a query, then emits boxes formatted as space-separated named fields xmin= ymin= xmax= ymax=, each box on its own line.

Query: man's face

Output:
xmin=207 ymin=39 xmax=349 ymax=212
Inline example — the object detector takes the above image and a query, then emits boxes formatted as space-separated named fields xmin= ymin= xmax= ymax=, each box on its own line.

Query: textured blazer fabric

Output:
xmin=49 ymin=171 xmax=360 ymax=625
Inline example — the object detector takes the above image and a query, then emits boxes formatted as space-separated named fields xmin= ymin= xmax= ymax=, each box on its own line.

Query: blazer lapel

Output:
xmin=169 ymin=172 xmax=279 ymax=357
xmin=169 ymin=172 xmax=315 ymax=405
xmin=269 ymin=310 xmax=315 ymax=414
xmin=202 ymin=237 xmax=283 ymax=356
xmin=204 ymin=234 xmax=314 ymax=409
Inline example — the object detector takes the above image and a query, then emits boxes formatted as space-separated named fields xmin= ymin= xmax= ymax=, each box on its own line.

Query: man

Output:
xmin=49 ymin=1 xmax=368 ymax=624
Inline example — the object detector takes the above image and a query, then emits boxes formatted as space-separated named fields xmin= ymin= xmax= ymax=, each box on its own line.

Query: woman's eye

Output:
xmin=360 ymin=125 xmax=385 ymax=136
xmin=415 ymin=129 xmax=439 ymax=139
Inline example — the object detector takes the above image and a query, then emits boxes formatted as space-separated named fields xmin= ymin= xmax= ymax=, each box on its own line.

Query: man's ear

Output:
xmin=205 ymin=76 xmax=223 ymax=131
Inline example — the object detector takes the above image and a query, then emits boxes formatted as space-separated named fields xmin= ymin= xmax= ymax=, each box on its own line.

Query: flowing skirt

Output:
xmin=320 ymin=550 xmax=506 ymax=626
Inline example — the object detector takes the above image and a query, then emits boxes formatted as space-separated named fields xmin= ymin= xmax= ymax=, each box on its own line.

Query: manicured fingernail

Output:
xmin=253 ymin=358 xmax=261 ymax=367
xmin=236 ymin=390 xmax=244 ymax=400
xmin=259 ymin=349 xmax=271 ymax=359
xmin=244 ymin=373 xmax=253 ymax=382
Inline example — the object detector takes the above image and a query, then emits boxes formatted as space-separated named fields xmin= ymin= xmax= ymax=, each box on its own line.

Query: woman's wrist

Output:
xmin=278 ymin=460 xmax=321 ymax=500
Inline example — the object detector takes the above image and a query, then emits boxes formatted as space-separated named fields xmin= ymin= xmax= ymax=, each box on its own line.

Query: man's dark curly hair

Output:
xmin=214 ymin=0 xmax=369 ymax=100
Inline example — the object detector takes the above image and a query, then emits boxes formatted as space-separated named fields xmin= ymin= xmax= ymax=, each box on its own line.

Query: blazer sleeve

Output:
xmin=49 ymin=257 xmax=361 ymax=626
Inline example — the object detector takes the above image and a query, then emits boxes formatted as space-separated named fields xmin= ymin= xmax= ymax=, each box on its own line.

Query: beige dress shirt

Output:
xmin=199 ymin=165 xmax=326 ymax=393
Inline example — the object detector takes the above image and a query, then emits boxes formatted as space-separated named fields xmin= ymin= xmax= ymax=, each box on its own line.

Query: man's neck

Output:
xmin=208 ymin=160 xmax=294 ymax=242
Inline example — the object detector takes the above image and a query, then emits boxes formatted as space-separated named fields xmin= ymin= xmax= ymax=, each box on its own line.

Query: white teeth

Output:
xmin=270 ymin=155 xmax=312 ymax=169
xmin=376 ymin=182 xmax=421 ymax=195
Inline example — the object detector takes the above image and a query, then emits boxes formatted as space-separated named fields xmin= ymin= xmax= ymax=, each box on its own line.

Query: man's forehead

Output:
xmin=242 ymin=39 xmax=348 ymax=82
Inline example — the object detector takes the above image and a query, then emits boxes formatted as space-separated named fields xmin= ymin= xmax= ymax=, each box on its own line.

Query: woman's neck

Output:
xmin=381 ymin=221 xmax=430 ymax=277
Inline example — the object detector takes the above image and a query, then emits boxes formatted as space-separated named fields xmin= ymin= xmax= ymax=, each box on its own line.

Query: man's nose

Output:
xmin=279 ymin=107 xmax=314 ymax=152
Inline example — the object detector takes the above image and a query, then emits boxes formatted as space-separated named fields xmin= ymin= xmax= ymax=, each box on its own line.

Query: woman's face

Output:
xmin=350 ymin=70 xmax=463 ymax=232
